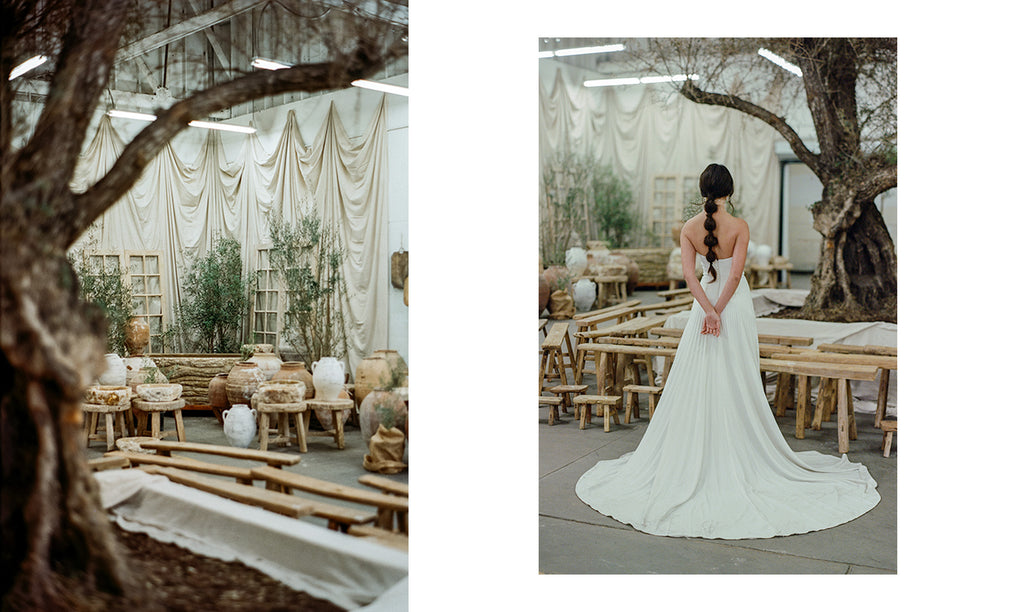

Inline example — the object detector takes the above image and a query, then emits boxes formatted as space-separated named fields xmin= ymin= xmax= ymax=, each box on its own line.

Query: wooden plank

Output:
xmin=767 ymin=351 xmax=897 ymax=370
xmin=656 ymin=288 xmax=692 ymax=300
xmin=304 ymin=499 xmax=377 ymax=528
xmin=139 ymin=466 xmax=314 ymax=518
xmin=648 ymin=327 xmax=683 ymax=338
xmin=250 ymin=466 xmax=409 ymax=512
xmin=633 ymin=296 xmax=694 ymax=313
xmin=759 ymin=344 xmax=813 ymax=358
xmin=139 ymin=440 xmax=300 ymax=466
xmin=757 ymin=334 xmax=814 ymax=346
xmin=89 ymin=455 xmax=130 ymax=471
xmin=594 ymin=336 xmax=679 ymax=348
xmin=358 ymin=474 xmax=409 ymax=497
xmin=541 ymin=321 xmax=570 ymax=350
xmin=759 ymin=358 xmax=879 ymax=382
xmin=577 ymin=343 xmax=678 ymax=358
xmin=817 ymin=343 xmax=897 ymax=357
xmin=875 ymin=369 xmax=891 ymax=428
xmin=106 ymin=451 xmax=256 ymax=482
xmin=347 ymin=525 xmax=409 ymax=552
xmin=572 ymin=300 xmax=641 ymax=323
xmin=576 ymin=314 xmax=672 ymax=339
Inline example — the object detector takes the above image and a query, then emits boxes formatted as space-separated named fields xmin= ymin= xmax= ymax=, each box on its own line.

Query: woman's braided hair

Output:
xmin=698 ymin=163 xmax=734 ymax=282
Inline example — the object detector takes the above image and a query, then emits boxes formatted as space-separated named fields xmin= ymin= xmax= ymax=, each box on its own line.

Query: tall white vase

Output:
xmin=311 ymin=357 xmax=346 ymax=400
xmin=97 ymin=354 xmax=126 ymax=386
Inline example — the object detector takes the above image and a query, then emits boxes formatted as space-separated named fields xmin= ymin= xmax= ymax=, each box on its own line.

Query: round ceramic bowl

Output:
xmin=257 ymin=380 xmax=305 ymax=404
xmin=135 ymin=383 xmax=183 ymax=402
xmin=84 ymin=385 xmax=130 ymax=406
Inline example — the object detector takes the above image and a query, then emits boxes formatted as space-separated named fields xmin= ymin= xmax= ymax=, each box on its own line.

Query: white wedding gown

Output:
xmin=575 ymin=254 xmax=880 ymax=539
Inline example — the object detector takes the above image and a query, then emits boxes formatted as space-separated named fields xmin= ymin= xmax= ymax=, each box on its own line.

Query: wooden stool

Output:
xmin=622 ymin=384 xmax=663 ymax=423
xmin=572 ymin=395 xmax=621 ymax=432
xmin=594 ymin=275 xmax=628 ymax=309
xmin=132 ymin=398 xmax=186 ymax=442
xmin=258 ymin=402 xmax=308 ymax=452
xmin=548 ymin=384 xmax=588 ymax=418
xmin=83 ymin=401 xmax=132 ymax=451
xmin=880 ymin=420 xmax=897 ymax=457
xmin=539 ymin=322 xmax=572 ymax=393
xmin=304 ymin=399 xmax=354 ymax=449
xmin=539 ymin=396 xmax=563 ymax=425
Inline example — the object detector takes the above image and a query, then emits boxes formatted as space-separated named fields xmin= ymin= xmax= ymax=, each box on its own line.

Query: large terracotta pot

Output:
xmin=539 ymin=275 xmax=550 ymax=314
xmin=246 ymin=345 xmax=282 ymax=381
xmin=272 ymin=362 xmax=314 ymax=399
xmin=124 ymin=317 xmax=150 ymax=355
xmin=354 ymin=356 xmax=389 ymax=407
xmin=208 ymin=373 xmax=229 ymax=423
xmin=371 ymin=350 xmax=408 ymax=387
xmin=359 ymin=388 xmax=408 ymax=447
xmin=225 ymin=362 xmax=265 ymax=407
xmin=542 ymin=266 xmax=571 ymax=293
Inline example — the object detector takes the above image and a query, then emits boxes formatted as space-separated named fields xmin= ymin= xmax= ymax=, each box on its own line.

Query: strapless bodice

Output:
xmin=699 ymin=254 xmax=733 ymax=282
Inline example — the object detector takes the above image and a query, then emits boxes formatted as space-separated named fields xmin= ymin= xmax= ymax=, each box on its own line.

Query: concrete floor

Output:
xmin=539 ymin=280 xmax=896 ymax=575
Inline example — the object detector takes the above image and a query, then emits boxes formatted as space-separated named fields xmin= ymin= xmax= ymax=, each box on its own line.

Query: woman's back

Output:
xmin=681 ymin=208 xmax=746 ymax=260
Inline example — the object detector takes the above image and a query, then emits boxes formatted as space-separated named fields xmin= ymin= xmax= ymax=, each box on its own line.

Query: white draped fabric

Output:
xmin=69 ymin=98 xmax=390 ymax=371
xmin=539 ymin=64 xmax=780 ymax=247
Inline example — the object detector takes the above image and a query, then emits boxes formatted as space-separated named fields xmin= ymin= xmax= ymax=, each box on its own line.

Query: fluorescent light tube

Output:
xmin=584 ymin=77 xmax=641 ymax=88
xmin=351 ymin=79 xmax=409 ymax=96
xmin=188 ymin=120 xmax=256 ymax=134
xmin=107 ymin=109 xmax=157 ymax=121
xmin=251 ymin=57 xmax=292 ymax=70
xmin=639 ymin=74 xmax=698 ymax=84
xmin=553 ymin=43 xmax=625 ymax=57
xmin=758 ymin=48 xmax=802 ymax=77
xmin=9 ymin=55 xmax=47 ymax=80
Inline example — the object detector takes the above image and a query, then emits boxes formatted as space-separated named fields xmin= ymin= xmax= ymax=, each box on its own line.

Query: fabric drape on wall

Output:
xmin=539 ymin=65 xmax=780 ymax=247
xmin=69 ymin=99 xmax=389 ymax=372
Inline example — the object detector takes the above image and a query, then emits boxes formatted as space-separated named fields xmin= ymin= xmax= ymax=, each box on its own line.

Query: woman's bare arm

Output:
xmin=712 ymin=220 xmax=750 ymax=315
xmin=679 ymin=229 xmax=717 ymax=316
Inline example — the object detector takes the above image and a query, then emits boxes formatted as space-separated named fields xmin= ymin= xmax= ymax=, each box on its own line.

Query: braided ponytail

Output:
xmin=697 ymin=163 xmax=735 ymax=283
xmin=703 ymin=198 xmax=719 ymax=282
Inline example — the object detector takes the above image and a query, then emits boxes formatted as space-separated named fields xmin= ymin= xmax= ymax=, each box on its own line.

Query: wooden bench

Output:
xmin=106 ymin=451 xmax=259 ymax=484
xmin=631 ymin=296 xmax=694 ymax=314
xmin=880 ymin=420 xmax=897 ymax=457
xmin=757 ymin=334 xmax=813 ymax=347
xmin=358 ymin=474 xmax=409 ymax=534
xmin=132 ymin=398 xmax=186 ymax=442
xmin=577 ymin=343 xmax=678 ymax=397
xmin=140 ymin=440 xmax=301 ymax=468
xmin=622 ymin=384 xmax=663 ymax=422
xmin=83 ymin=401 xmax=133 ymax=451
xmin=573 ymin=300 xmax=642 ymax=380
xmin=251 ymin=466 xmax=408 ymax=533
xmin=816 ymin=344 xmax=897 ymax=427
xmin=759 ymin=358 xmax=880 ymax=453
xmin=572 ymin=394 xmax=622 ymax=432
xmin=547 ymin=384 xmax=588 ymax=418
xmin=88 ymin=455 xmax=131 ymax=472
xmin=347 ymin=525 xmax=408 ymax=552
xmin=592 ymin=275 xmax=628 ymax=308
xmin=539 ymin=395 xmax=563 ymax=425
xmin=648 ymin=327 xmax=683 ymax=338
xmin=540 ymin=321 xmax=573 ymax=393
xmin=656 ymin=287 xmax=692 ymax=301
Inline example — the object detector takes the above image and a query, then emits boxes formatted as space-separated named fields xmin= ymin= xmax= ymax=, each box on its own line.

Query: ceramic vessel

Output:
xmin=84 ymin=385 xmax=130 ymax=406
xmin=255 ymin=380 xmax=305 ymax=404
xmin=124 ymin=317 xmax=150 ymax=355
xmin=225 ymin=362 xmax=265 ymax=406
xmin=97 ymin=354 xmax=127 ymax=386
xmin=565 ymin=247 xmax=588 ymax=277
xmin=246 ymin=345 xmax=282 ymax=381
xmin=359 ymin=388 xmax=408 ymax=446
xmin=371 ymin=350 xmax=408 ymax=387
xmin=542 ymin=265 xmax=571 ymax=293
xmin=573 ymin=279 xmax=596 ymax=312
xmin=271 ymin=362 xmax=314 ymax=399
xmin=354 ymin=356 xmax=388 ymax=406
xmin=222 ymin=404 xmax=257 ymax=448
xmin=124 ymin=356 xmax=166 ymax=392
xmin=539 ymin=275 xmax=550 ymax=314
xmin=136 ymin=383 xmax=182 ymax=402
xmin=311 ymin=356 xmax=346 ymax=401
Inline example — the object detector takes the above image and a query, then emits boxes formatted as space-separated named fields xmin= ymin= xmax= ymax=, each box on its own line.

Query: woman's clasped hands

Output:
xmin=701 ymin=310 xmax=722 ymax=337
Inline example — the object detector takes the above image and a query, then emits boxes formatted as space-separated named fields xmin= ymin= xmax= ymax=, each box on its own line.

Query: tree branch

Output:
xmin=678 ymin=80 xmax=820 ymax=174
xmin=63 ymin=39 xmax=403 ymax=249
xmin=856 ymin=164 xmax=897 ymax=203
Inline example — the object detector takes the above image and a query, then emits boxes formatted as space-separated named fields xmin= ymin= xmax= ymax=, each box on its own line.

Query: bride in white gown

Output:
xmin=575 ymin=164 xmax=880 ymax=539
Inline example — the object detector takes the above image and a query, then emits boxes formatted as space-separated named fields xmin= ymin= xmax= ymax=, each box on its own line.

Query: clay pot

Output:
xmin=124 ymin=356 xmax=166 ymax=392
xmin=625 ymin=260 xmax=640 ymax=294
xmin=311 ymin=357 xmax=346 ymax=400
xmin=208 ymin=373 xmax=229 ymax=422
xmin=84 ymin=385 xmax=130 ymax=406
xmin=371 ymin=350 xmax=408 ymax=387
xmin=359 ymin=388 xmax=408 ymax=447
xmin=136 ymin=383 xmax=182 ymax=402
xmin=542 ymin=266 xmax=571 ymax=293
xmin=97 ymin=354 xmax=126 ymax=386
xmin=124 ymin=317 xmax=150 ymax=355
xmin=255 ymin=380 xmax=305 ymax=404
xmin=225 ymin=362 xmax=265 ymax=407
xmin=222 ymin=404 xmax=257 ymax=448
xmin=565 ymin=247 xmax=587 ymax=277
xmin=573 ymin=279 xmax=596 ymax=312
xmin=354 ymin=356 xmax=389 ymax=407
xmin=272 ymin=362 xmax=314 ymax=399
xmin=246 ymin=345 xmax=282 ymax=381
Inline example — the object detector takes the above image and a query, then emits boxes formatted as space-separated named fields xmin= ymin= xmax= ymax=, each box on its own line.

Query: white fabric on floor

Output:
xmin=658 ymin=311 xmax=897 ymax=415
xmin=750 ymin=288 xmax=809 ymax=316
xmin=94 ymin=470 xmax=407 ymax=610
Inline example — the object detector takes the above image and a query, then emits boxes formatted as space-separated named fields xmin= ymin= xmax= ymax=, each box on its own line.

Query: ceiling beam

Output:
xmin=116 ymin=0 xmax=266 ymax=63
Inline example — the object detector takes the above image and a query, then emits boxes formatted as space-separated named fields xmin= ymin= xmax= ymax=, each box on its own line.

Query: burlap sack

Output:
xmin=547 ymin=289 xmax=575 ymax=319
xmin=391 ymin=250 xmax=408 ymax=289
xmin=363 ymin=425 xmax=407 ymax=474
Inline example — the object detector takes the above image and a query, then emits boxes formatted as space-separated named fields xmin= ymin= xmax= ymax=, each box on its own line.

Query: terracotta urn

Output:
xmin=225 ymin=362 xmax=265 ymax=407
xmin=311 ymin=356 xmax=346 ymax=400
xmin=542 ymin=265 xmax=571 ymax=293
xmin=97 ymin=354 xmax=127 ymax=386
xmin=354 ymin=355 xmax=389 ymax=407
xmin=208 ymin=373 xmax=229 ymax=422
xmin=272 ymin=362 xmax=314 ymax=399
xmin=371 ymin=350 xmax=408 ymax=387
xmin=359 ymin=388 xmax=408 ymax=447
xmin=246 ymin=344 xmax=282 ymax=381
xmin=539 ymin=274 xmax=550 ymax=314
xmin=124 ymin=317 xmax=150 ymax=355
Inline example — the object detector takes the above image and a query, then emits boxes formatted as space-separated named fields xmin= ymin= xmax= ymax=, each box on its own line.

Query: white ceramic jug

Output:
xmin=97 ymin=353 xmax=127 ymax=386
xmin=311 ymin=357 xmax=346 ymax=400
xmin=222 ymin=403 xmax=257 ymax=448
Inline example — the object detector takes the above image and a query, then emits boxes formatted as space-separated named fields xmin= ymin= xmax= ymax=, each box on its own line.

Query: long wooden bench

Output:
xmin=818 ymin=343 xmax=896 ymax=357
xmin=251 ymin=466 xmax=409 ymax=534
xmin=140 ymin=440 xmax=302 ymax=468
xmin=540 ymin=321 xmax=573 ymax=392
xmin=358 ymin=475 xmax=409 ymax=535
xmin=656 ymin=287 xmax=692 ymax=301
xmin=106 ymin=451 xmax=258 ymax=484
xmin=89 ymin=455 xmax=131 ymax=472
xmin=571 ymin=300 xmax=642 ymax=382
xmin=759 ymin=358 xmax=880 ymax=453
